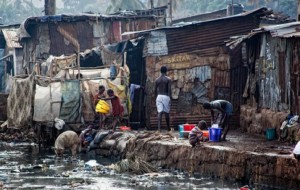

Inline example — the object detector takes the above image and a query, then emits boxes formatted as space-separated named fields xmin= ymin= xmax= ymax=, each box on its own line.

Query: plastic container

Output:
xmin=209 ymin=128 xmax=222 ymax=142
xmin=183 ymin=124 xmax=196 ymax=131
xmin=202 ymin=130 xmax=209 ymax=138
xmin=95 ymin=100 xmax=110 ymax=114
xmin=178 ymin=125 xmax=184 ymax=138
xmin=266 ymin=128 xmax=276 ymax=140
xmin=120 ymin=126 xmax=131 ymax=131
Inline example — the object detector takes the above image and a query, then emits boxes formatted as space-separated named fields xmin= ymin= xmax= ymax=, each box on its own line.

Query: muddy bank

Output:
xmin=90 ymin=130 xmax=300 ymax=189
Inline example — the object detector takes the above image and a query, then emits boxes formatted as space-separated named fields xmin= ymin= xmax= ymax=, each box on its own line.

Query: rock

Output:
xmin=62 ymin=171 xmax=70 ymax=177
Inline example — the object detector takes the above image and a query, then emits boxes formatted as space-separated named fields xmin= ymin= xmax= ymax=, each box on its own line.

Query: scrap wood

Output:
xmin=1 ymin=121 xmax=7 ymax=128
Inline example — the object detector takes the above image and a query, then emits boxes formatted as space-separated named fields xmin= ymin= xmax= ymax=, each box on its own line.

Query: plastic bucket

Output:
xmin=209 ymin=128 xmax=222 ymax=142
xmin=96 ymin=100 xmax=110 ymax=113
xmin=178 ymin=125 xmax=184 ymax=138
xmin=266 ymin=128 xmax=276 ymax=140
xmin=202 ymin=130 xmax=209 ymax=138
xmin=183 ymin=124 xmax=196 ymax=131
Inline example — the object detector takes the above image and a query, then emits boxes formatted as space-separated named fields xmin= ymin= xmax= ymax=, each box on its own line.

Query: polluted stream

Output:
xmin=0 ymin=142 xmax=241 ymax=190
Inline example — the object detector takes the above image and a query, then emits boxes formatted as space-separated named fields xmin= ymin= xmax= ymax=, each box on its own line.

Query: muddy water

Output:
xmin=0 ymin=142 xmax=240 ymax=190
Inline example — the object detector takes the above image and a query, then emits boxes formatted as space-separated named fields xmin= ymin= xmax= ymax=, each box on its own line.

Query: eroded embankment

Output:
xmin=91 ymin=130 xmax=300 ymax=189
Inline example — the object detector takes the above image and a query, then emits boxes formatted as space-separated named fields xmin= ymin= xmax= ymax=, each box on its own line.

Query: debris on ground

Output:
xmin=108 ymin=153 xmax=158 ymax=174
xmin=0 ymin=126 xmax=37 ymax=142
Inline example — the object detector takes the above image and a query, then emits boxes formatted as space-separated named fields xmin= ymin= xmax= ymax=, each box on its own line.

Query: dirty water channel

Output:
xmin=0 ymin=142 xmax=242 ymax=190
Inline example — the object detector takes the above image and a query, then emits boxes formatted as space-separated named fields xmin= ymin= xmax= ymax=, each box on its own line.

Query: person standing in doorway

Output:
xmin=203 ymin=100 xmax=233 ymax=141
xmin=155 ymin=66 xmax=172 ymax=132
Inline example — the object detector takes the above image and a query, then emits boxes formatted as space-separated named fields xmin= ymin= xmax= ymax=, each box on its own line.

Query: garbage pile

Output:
xmin=0 ymin=124 xmax=37 ymax=142
xmin=108 ymin=153 xmax=157 ymax=174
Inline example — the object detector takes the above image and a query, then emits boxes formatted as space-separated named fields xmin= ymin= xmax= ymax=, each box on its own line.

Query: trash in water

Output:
xmin=62 ymin=171 xmax=70 ymax=177
xmin=85 ymin=160 xmax=100 ymax=171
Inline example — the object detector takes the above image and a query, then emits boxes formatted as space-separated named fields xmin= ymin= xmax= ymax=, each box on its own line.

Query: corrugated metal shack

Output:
xmin=227 ymin=22 xmax=300 ymax=134
xmin=124 ymin=8 xmax=270 ymax=129
xmin=0 ymin=25 xmax=23 ymax=93
xmin=18 ymin=10 xmax=166 ymax=74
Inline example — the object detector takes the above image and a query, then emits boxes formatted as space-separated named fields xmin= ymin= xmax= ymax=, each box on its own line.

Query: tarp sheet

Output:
xmin=0 ymin=49 xmax=4 ymax=92
xmin=33 ymin=82 xmax=62 ymax=122
xmin=59 ymin=80 xmax=81 ymax=123
xmin=7 ymin=74 xmax=35 ymax=128
xmin=81 ymin=82 xmax=96 ymax=122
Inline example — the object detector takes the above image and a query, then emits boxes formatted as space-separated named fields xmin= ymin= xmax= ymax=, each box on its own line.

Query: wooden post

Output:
xmin=298 ymin=0 xmax=300 ymax=21
xmin=169 ymin=0 xmax=173 ymax=25
xmin=57 ymin=26 xmax=80 ymax=78
xmin=150 ymin=0 xmax=154 ymax=9
xmin=45 ymin=0 xmax=56 ymax=15
xmin=232 ymin=0 xmax=234 ymax=15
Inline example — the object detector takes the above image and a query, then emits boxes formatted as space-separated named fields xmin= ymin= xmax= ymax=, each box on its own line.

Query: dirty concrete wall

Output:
xmin=131 ymin=141 xmax=300 ymax=189
xmin=93 ymin=131 xmax=300 ymax=189
xmin=145 ymin=49 xmax=234 ymax=129
xmin=240 ymin=105 xmax=288 ymax=136
xmin=0 ymin=93 xmax=8 ymax=121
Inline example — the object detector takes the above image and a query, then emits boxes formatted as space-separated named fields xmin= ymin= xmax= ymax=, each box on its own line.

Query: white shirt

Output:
xmin=130 ymin=84 xmax=141 ymax=103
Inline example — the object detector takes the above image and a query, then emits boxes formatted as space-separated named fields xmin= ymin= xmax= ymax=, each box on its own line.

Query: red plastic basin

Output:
xmin=183 ymin=124 xmax=196 ymax=131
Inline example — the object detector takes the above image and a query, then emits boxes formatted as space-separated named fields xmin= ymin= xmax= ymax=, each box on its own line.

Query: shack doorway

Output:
xmin=126 ymin=39 xmax=146 ymax=130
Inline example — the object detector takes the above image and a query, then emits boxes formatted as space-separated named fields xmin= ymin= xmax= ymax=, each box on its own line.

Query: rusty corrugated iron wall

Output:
xmin=21 ymin=15 xmax=158 ymax=72
xmin=166 ymin=16 xmax=260 ymax=55
xmin=143 ymin=9 xmax=269 ymax=129
xmin=243 ymin=33 xmax=300 ymax=114
xmin=145 ymin=50 xmax=238 ymax=129
xmin=49 ymin=22 xmax=94 ymax=55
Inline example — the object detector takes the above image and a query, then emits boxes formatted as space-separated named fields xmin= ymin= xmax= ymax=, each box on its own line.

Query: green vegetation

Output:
xmin=0 ymin=0 xmax=298 ymax=25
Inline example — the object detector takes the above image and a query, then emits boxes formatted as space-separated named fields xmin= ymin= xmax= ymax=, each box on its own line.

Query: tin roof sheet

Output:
xmin=261 ymin=21 xmax=300 ymax=37
xmin=2 ymin=29 xmax=22 ymax=49
xmin=122 ymin=7 xmax=268 ymax=36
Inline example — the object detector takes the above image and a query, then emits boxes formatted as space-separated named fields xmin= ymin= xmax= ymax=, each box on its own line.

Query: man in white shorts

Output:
xmin=155 ymin=66 xmax=172 ymax=131
xmin=293 ymin=141 xmax=300 ymax=160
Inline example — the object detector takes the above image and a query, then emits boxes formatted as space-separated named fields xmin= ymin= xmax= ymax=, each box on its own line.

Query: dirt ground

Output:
xmin=170 ymin=128 xmax=295 ymax=157
xmin=0 ymin=124 xmax=295 ymax=158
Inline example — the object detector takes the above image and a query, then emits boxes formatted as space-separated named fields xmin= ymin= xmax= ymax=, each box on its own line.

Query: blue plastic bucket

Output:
xmin=209 ymin=128 xmax=222 ymax=142
xmin=266 ymin=128 xmax=276 ymax=140
xmin=178 ymin=125 xmax=184 ymax=138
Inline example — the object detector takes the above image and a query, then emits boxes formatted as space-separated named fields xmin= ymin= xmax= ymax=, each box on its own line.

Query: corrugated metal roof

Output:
xmin=226 ymin=21 xmax=300 ymax=49
xmin=124 ymin=7 xmax=268 ymax=55
xmin=122 ymin=7 xmax=268 ymax=36
xmin=261 ymin=21 xmax=300 ymax=37
xmin=24 ymin=13 xmax=157 ymax=26
xmin=147 ymin=31 xmax=168 ymax=55
xmin=2 ymin=29 xmax=22 ymax=49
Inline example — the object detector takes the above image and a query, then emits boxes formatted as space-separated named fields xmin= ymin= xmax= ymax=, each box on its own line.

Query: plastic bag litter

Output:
xmin=54 ymin=118 xmax=65 ymax=130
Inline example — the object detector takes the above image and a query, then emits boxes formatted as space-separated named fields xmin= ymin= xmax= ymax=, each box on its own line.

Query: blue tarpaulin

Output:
xmin=40 ymin=15 xmax=62 ymax=22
